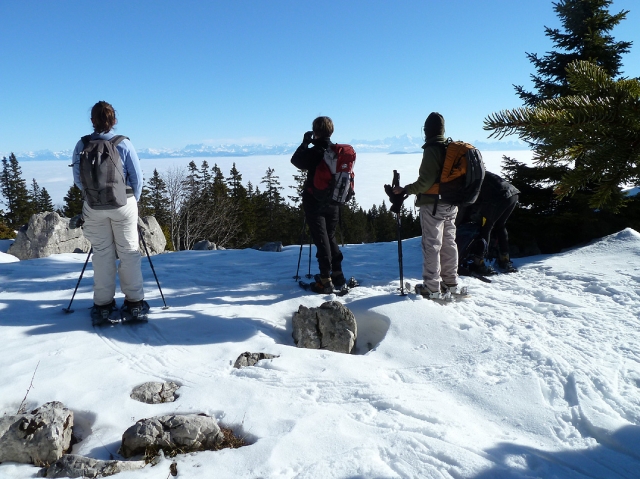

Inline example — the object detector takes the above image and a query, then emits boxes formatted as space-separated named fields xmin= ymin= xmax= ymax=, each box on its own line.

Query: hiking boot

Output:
xmin=497 ymin=254 xmax=518 ymax=273
xmin=121 ymin=299 xmax=150 ymax=322
xmin=442 ymin=283 xmax=469 ymax=296
xmin=310 ymin=277 xmax=335 ymax=294
xmin=90 ymin=300 xmax=119 ymax=325
xmin=415 ymin=284 xmax=451 ymax=301
xmin=471 ymin=256 xmax=497 ymax=276
xmin=331 ymin=271 xmax=346 ymax=288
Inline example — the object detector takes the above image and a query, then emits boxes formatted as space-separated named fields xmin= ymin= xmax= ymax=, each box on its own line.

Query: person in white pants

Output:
xmin=72 ymin=101 xmax=148 ymax=321
xmin=393 ymin=112 xmax=463 ymax=298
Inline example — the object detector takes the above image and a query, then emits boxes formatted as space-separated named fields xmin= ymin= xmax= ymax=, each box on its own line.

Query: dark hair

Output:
xmin=91 ymin=101 xmax=117 ymax=133
xmin=312 ymin=116 xmax=334 ymax=138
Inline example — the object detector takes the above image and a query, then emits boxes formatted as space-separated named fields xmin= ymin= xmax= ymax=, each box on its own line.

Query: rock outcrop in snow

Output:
xmin=119 ymin=414 xmax=224 ymax=458
xmin=6 ymin=213 xmax=166 ymax=260
xmin=130 ymin=381 xmax=180 ymax=404
xmin=292 ymin=301 xmax=357 ymax=354
xmin=137 ymin=216 xmax=166 ymax=255
xmin=40 ymin=454 xmax=145 ymax=478
xmin=0 ymin=402 xmax=73 ymax=466
xmin=233 ymin=352 xmax=279 ymax=368
xmin=8 ymin=212 xmax=90 ymax=260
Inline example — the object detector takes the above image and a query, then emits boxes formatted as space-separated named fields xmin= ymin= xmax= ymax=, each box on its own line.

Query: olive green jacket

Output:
xmin=405 ymin=135 xmax=446 ymax=207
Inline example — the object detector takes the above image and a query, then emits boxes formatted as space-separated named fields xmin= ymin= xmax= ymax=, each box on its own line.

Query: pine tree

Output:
xmin=226 ymin=163 xmax=246 ymax=199
xmin=486 ymin=61 xmax=640 ymax=209
xmin=62 ymin=184 xmax=84 ymax=217
xmin=515 ymin=0 xmax=631 ymax=107
xmin=147 ymin=169 xmax=170 ymax=227
xmin=39 ymin=188 xmax=54 ymax=212
xmin=0 ymin=154 xmax=34 ymax=227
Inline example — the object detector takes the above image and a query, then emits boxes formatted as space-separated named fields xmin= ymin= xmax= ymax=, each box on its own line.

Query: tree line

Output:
xmin=0 ymin=155 xmax=422 ymax=247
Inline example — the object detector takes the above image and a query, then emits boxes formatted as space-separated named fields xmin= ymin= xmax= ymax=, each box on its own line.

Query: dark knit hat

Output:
xmin=424 ymin=112 xmax=445 ymax=139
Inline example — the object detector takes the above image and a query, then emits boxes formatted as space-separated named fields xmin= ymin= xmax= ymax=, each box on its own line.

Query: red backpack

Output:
xmin=311 ymin=144 xmax=356 ymax=205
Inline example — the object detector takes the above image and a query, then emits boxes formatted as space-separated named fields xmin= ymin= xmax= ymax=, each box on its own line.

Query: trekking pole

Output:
xmin=392 ymin=170 xmax=406 ymax=295
xmin=138 ymin=225 xmax=169 ymax=310
xmin=62 ymin=247 xmax=93 ymax=313
xmin=294 ymin=216 xmax=306 ymax=280
xmin=306 ymin=237 xmax=313 ymax=279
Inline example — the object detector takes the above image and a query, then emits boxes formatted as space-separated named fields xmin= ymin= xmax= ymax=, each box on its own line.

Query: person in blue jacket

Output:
xmin=72 ymin=101 xmax=149 ymax=322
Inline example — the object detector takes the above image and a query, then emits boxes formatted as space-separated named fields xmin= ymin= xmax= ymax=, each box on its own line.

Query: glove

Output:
xmin=384 ymin=185 xmax=408 ymax=215
xmin=69 ymin=214 xmax=84 ymax=229
xmin=303 ymin=131 xmax=313 ymax=146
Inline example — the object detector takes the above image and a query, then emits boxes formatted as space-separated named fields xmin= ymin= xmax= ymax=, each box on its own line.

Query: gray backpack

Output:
xmin=79 ymin=135 xmax=128 ymax=209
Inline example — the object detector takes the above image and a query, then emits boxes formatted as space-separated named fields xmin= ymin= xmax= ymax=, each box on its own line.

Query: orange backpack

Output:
xmin=424 ymin=140 xmax=485 ymax=206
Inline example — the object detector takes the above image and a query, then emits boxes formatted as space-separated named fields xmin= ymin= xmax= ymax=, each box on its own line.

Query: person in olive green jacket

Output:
xmin=393 ymin=112 xmax=463 ymax=298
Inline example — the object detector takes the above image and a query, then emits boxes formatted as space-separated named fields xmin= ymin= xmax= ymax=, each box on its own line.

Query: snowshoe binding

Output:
xmin=91 ymin=300 xmax=121 ymax=326
xmin=120 ymin=300 xmax=150 ymax=323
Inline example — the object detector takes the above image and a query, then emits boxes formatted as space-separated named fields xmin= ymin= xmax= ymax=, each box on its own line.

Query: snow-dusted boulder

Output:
xmin=130 ymin=381 xmax=180 ymax=404
xmin=252 ymin=241 xmax=283 ymax=252
xmin=138 ymin=216 xmax=166 ymax=255
xmin=7 ymin=212 xmax=90 ymax=260
xmin=0 ymin=401 xmax=73 ymax=466
xmin=292 ymin=301 xmax=357 ymax=354
xmin=120 ymin=414 xmax=224 ymax=458
xmin=192 ymin=240 xmax=216 ymax=250
xmin=233 ymin=352 xmax=279 ymax=369
xmin=40 ymin=454 xmax=146 ymax=478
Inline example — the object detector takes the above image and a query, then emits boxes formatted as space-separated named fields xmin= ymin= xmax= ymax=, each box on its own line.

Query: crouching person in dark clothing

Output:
xmin=458 ymin=171 xmax=520 ymax=274
xmin=291 ymin=116 xmax=346 ymax=294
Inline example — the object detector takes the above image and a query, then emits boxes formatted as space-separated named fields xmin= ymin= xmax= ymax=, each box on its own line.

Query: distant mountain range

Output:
xmin=5 ymin=135 xmax=529 ymax=162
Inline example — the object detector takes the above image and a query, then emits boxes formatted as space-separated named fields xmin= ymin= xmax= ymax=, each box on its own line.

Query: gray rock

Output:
xmin=7 ymin=212 xmax=90 ymax=260
xmin=40 ymin=454 xmax=146 ymax=478
xmin=120 ymin=414 xmax=224 ymax=458
xmin=292 ymin=301 xmax=357 ymax=354
xmin=0 ymin=401 xmax=73 ymax=466
xmin=138 ymin=216 xmax=166 ymax=255
xmin=233 ymin=352 xmax=279 ymax=369
xmin=130 ymin=381 xmax=180 ymax=404
xmin=252 ymin=241 xmax=283 ymax=252
xmin=192 ymin=240 xmax=216 ymax=250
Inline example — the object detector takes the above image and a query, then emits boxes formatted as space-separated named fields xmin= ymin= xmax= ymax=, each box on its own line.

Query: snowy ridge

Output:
xmin=5 ymin=137 xmax=529 ymax=162
xmin=1 ymin=229 xmax=640 ymax=477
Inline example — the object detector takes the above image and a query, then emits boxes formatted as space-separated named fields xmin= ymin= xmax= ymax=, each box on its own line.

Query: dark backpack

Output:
xmin=79 ymin=135 xmax=128 ymax=209
xmin=424 ymin=140 xmax=485 ymax=206
xmin=312 ymin=144 xmax=356 ymax=205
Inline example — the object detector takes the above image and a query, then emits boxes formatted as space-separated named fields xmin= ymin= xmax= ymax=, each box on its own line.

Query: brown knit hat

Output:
xmin=424 ymin=112 xmax=445 ymax=139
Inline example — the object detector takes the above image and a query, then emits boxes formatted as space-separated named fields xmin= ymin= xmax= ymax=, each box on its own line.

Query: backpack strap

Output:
xmin=109 ymin=135 xmax=129 ymax=146
xmin=80 ymin=135 xmax=92 ymax=148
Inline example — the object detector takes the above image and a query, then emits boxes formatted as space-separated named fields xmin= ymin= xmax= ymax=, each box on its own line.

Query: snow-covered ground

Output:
xmin=17 ymin=150 xmax=534 ymax=212
xmin=1 ymin=228 xmax=640 ymax=478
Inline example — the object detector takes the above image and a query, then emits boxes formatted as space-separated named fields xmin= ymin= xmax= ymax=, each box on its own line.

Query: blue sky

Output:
xmin=1 ymin=0 xmax=639 ymax=153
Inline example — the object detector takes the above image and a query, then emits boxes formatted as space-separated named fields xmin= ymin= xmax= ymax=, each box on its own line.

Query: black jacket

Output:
xmin=290 ymin=138 xmax=332 ymax=195
xmin=480 ymin=172 xmax=520 ymax=203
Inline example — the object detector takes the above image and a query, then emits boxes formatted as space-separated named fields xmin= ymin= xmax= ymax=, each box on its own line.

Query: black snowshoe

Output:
xmin=120 ymin=300 xmax=150 ymax=323
xmin=91 ymin=300 xmax=121 ymax=326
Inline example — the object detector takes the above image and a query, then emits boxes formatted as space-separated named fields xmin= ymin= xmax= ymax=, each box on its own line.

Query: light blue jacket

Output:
xmin=72 ymin=131 xmax=143 ymax=201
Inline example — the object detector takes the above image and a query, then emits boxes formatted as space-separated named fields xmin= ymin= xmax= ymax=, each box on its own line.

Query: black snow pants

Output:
xmin=303 ymin=195 xmax=343 ymax=278
xmin=479 ymin=194 xmax=519 ymax=254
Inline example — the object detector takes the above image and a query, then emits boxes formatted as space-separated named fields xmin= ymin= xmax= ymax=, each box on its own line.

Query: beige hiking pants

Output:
xmin=82 ymin=196 xmax=144 ymax=306
xmin=419 ymin=203 xmax=459 ymax=292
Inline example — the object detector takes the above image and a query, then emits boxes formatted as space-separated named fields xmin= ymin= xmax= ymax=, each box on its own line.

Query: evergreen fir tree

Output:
xmin=0 ymin=154 xmax=34 ymax=227
xmin=62 ymin=184 xmax=84 ymax=217
xmin=147 ymin=169 xmax=170 ymax=227
xmin=515 ymin=0 xmax=631 ymax=106
xmin=226 ymin=163 xmax=246 ymax=199
xmin=39 ymin=187 xmax=54 ymax=212
xmin=486 ymin=61 xmax=640 ymax=209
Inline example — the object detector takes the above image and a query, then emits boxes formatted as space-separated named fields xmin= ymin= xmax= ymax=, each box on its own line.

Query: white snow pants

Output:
xmin=82 ymin=196 xmax=144 ymax=306
xmin=419 ymin=203 xmax=459 ymax=292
